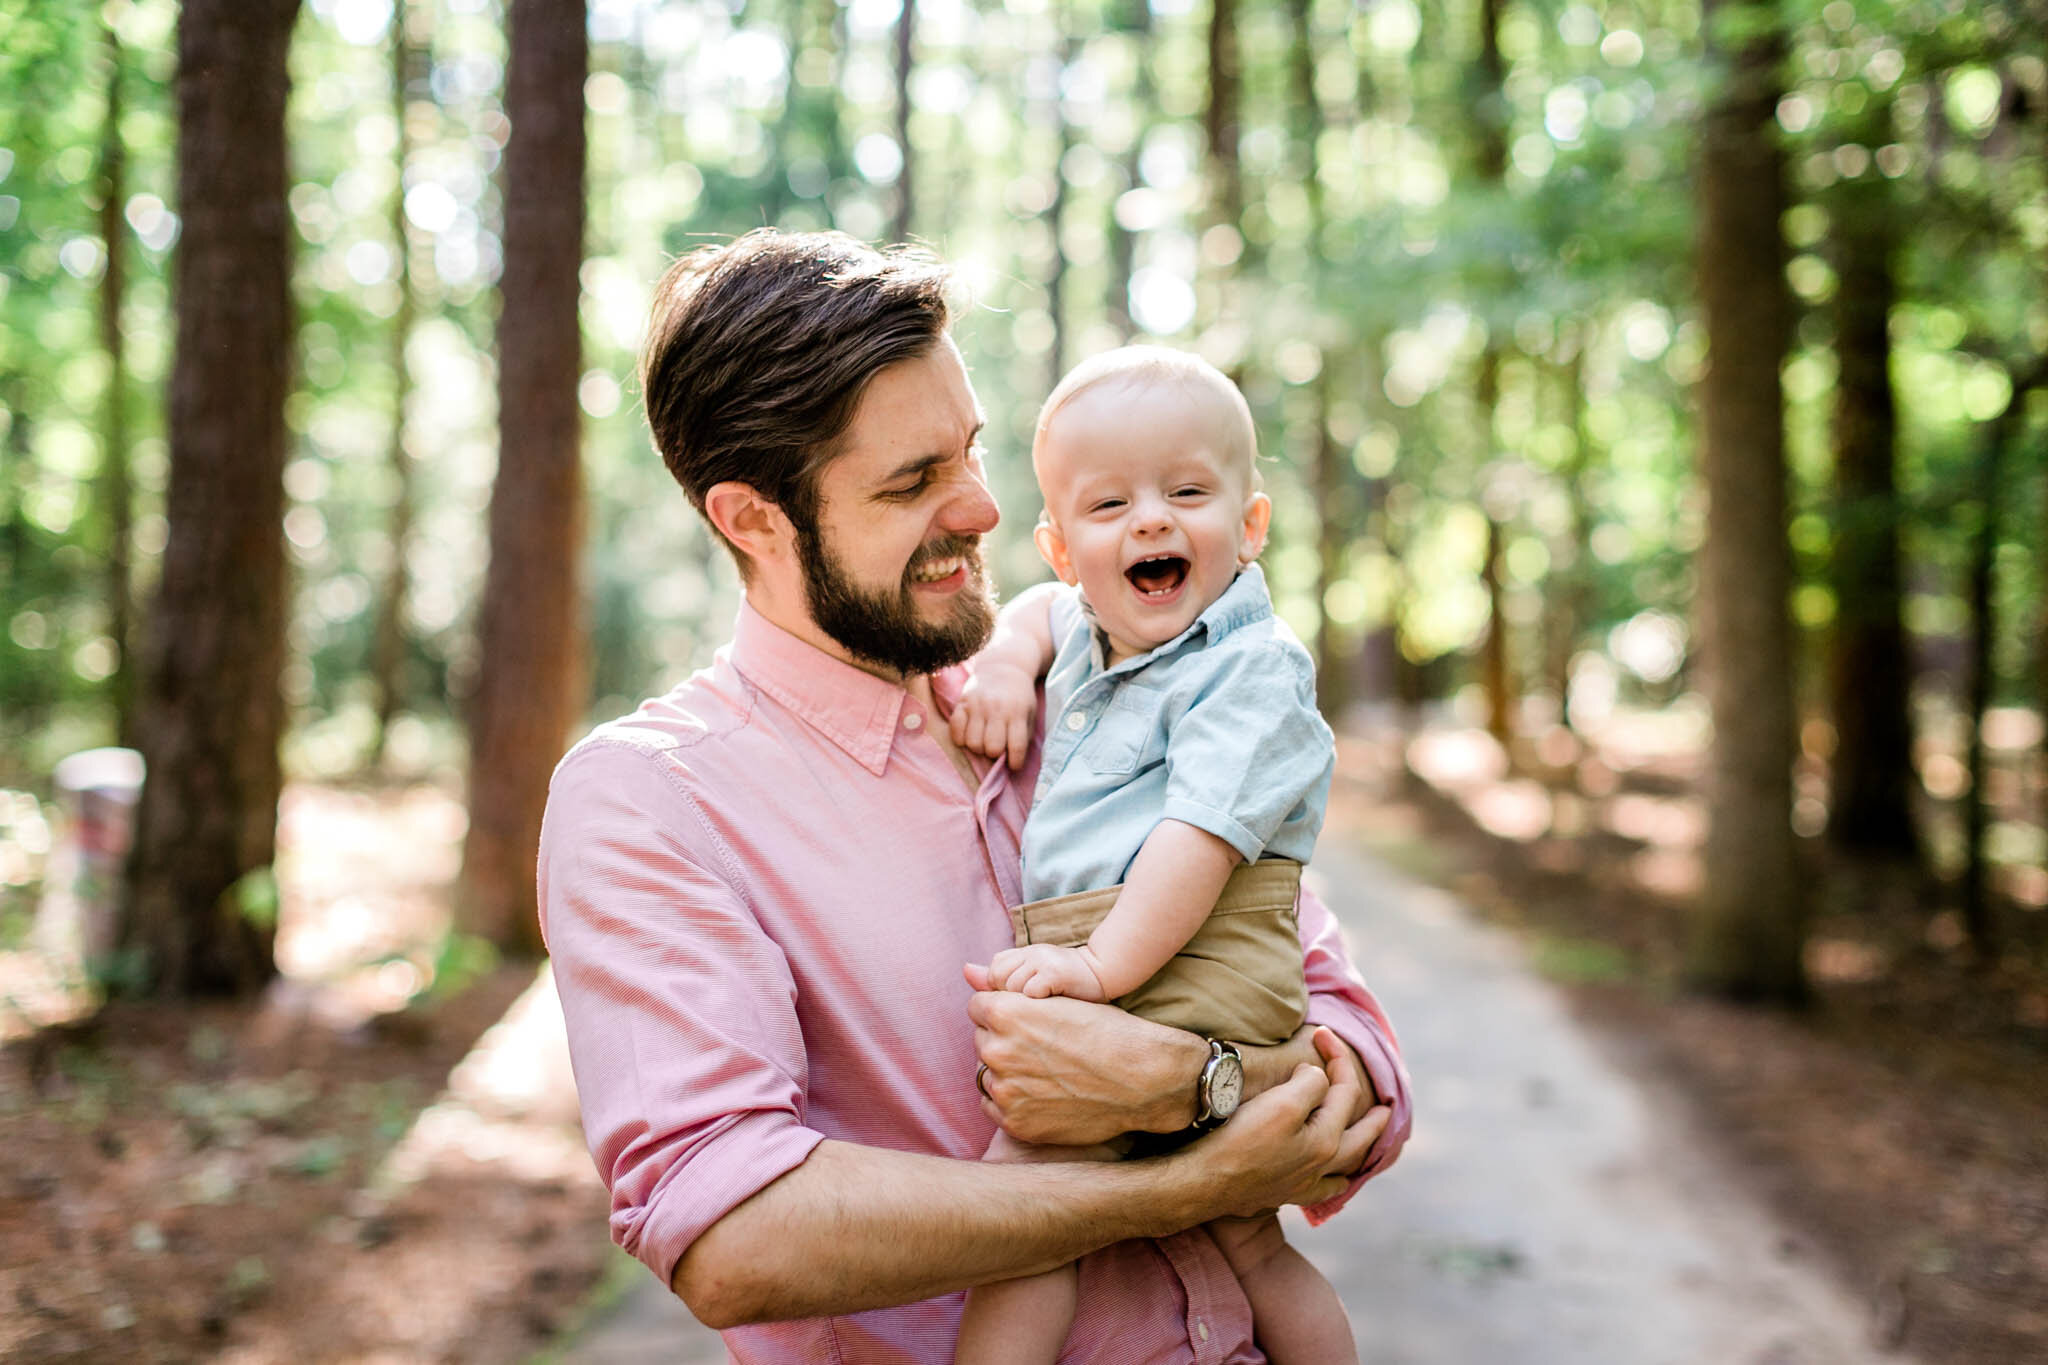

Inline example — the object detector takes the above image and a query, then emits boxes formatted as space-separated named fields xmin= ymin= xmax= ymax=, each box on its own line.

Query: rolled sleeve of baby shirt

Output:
xmin=1295 ymin=881 xmax=1414 ymax=1225
xmin=1158 ymin=640 xmax=1335 ymax=863
xmin=537 ymin=743 xmax=824 ymax=1286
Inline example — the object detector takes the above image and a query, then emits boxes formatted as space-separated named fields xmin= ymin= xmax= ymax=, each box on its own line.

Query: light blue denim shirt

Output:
xmin=1021 ymin=562 xmax=1334 ymax=903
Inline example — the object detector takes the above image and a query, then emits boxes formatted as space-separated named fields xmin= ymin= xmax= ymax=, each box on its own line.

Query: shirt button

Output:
xmin=1064 ymin=711 xmax=1086 ymax=731
xmin=902 ymin=711 xmax=924 ymax=731
xmin=1195 ymin=1318 xmax=1209 ymax=1342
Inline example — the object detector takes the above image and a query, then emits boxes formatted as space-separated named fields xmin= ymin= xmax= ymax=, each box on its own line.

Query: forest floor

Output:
xmin=0 ymin=784 xmax=612 ymax=1364
xmin=2 ymin=721 xmax=2044 ymax=1363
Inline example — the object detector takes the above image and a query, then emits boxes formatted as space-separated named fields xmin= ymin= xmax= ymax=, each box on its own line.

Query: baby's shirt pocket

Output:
xmin=1082 ymin=682 xmax=1166 ymax=776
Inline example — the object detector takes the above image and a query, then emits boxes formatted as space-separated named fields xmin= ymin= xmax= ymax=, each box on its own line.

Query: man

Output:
xmin=538 ymin=229 xmax=1412 ymax=1362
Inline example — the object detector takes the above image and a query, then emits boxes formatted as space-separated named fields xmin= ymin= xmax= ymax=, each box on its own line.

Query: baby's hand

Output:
xmin=949 ymin=662 xmax=1037 ymax=770
xmin=986 ymin=944 xmax=1108 ymax=1002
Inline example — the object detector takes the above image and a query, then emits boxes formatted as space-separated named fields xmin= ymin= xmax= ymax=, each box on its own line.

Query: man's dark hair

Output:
xmin=639 ymin=229 xmax=953 ymax=572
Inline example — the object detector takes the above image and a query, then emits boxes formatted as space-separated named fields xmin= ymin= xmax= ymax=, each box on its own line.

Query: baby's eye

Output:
xmin=1090 ymin=497 xmax=1127 ymax=513
xmin=1172 ymin=485 xmax=1207 ymax=498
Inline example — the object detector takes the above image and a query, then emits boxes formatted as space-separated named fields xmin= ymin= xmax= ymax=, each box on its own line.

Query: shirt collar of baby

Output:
xmin=1079 ymin=562 xmax=1273 ymax=678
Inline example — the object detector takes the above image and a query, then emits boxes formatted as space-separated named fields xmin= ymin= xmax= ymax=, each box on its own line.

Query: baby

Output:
xmin=950 ymin=347 xmax=1354 ymax=1364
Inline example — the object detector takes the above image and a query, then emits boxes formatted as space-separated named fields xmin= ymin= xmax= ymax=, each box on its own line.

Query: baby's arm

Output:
xmin=950 ymin=582 xmax=1061 ymax=770
xmin=988 ymin=819 xmax=1240 ymax=1001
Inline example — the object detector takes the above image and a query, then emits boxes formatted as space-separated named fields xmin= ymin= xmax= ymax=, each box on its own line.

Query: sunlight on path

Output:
xmin=1291 ymin=839 xmax=1910 ymax=1365
xmin=370 ymin=963 xmax=595 ymax=1200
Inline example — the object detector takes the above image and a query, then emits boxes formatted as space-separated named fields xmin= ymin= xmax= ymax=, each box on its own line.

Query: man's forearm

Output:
xmin=673 ymin=1137 xmax=1208 ymax=1327
xmin=678 ymin=1039 xmax=1379 ymax=1329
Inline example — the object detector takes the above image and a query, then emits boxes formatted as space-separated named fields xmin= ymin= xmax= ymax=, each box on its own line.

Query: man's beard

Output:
xmin=793 ymin=522 xmax=997 ymax=677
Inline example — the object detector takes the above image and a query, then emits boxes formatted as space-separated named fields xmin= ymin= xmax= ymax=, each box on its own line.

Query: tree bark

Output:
xmin=1473 ymin=0 xmax=1513 ymax=748
xmin=98 ymin=20 xmax=135 ymax=746
xmin=1824 ymin=99 xmax=1918 ymax=862
xmin=125 ymin=0 xmax=301 ymax=997
xmin=1960 ymin=356 xmax=2048 ymax=954
xmin=369 ymin=0 xmax=422 ymax=765
xmin=1045 ymin=26 xmax=1076 ymax=393
xmin=1549 ymin=345 xmax=1594 ymax=724
xmin=460 ymin=0 xmax=588 ymax=955
xmin=1687 ymin=0 xmax=1806 ymax=1003
xmin=1287 ymin=0 xmax=1352 ymax=718
xmin=890 ymin=0 xmax=916 ymax=242
xmin=1204 ymin=0 xmax=1243 ymax=236
xmin=1105 ymin=0 xmax=1152 ymax=339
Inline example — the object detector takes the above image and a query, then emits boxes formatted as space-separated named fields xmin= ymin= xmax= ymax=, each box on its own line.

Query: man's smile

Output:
xmin=910 ymin=555 xmax=969 ymax=587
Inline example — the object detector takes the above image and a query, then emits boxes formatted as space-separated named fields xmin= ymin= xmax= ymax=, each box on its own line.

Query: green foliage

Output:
xmin=0 ymin=2 xmax=175 ymax=778
xmin=225 ymin=866 xmax=281 ymax=931
xmin=423 ymin=926 xmax=498 ymax=999
xmin=0 ymin=0 xmax=2041 ymax=853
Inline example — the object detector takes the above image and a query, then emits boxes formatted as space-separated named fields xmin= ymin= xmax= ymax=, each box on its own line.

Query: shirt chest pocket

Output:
xmin=1082 ymin=683 xmax=1166 ymax=777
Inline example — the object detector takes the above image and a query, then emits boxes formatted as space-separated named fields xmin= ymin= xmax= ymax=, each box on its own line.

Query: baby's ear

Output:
xmin=1237 ymin=491 xmax=1272 ymax=564
xmin=1033 ymin=516 xmax=1080 ymax=585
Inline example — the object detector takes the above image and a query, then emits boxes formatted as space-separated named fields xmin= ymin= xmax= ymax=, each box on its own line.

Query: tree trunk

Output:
xmin=1105 ymin=0 xmax=1152 ymax=339
xmin=1480 ymin=501 xmax=1512 ymax=745
xmin=369 ymin=0 xmax=421 ymax=765
xmin=125 ymin=0 xmax=301 ymax=997
xmin=1824 ymin=99 xmax=1918 ymax=862
xmin=1473 ymin=0 xmax=1513 ymax=749
xmin=1687 ymin=0 xmax=1806 ymax=1004
xmin=890 ymin=0 xmax=915 ymax=242
xmin=98 ymin=20 xmax=135 ymax=746
xmin=460 ymin=0 xmax=587 ymax=955
xmin=1286 ymin=0 xmax=1352 ymax=718
xmin=1205 ymin=0 xmax=1242 ymax=227
xmin=1045 ymin=27 xmax=1076 ymax=392
xmin=1960 ymin=357 xmax=2047 ymax=954
xmin=1550 ymin=345 xmax=1594 ymax=723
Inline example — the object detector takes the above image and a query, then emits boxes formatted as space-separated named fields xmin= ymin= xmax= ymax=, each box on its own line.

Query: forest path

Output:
xmin=547 ymin=837 xmax=1901 ymax=1365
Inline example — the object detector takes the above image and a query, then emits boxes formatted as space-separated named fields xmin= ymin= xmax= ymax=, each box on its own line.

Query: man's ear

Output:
xmin=704 ymin=481 xmax=795 ymax=572
xmin=1033 ymin=516 xmax=1080 ymax=586
xmin=1237 ymin=491 xmax=1272 ymax=564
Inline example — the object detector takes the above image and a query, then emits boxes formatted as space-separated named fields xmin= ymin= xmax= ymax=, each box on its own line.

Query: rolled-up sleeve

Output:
xmin=537 ymin=741 xmax=825 ymax=1284
xmin=1293 ymin=881 xmax=1413 ymax=1225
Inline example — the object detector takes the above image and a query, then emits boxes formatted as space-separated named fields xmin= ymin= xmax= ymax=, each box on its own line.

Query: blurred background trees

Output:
xmin=0 ymin=0 xmax=2042 ymax=996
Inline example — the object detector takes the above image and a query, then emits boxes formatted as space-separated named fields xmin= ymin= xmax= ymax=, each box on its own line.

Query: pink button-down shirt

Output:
xmin=538 ymin=601 xmax=1412 ymax=1363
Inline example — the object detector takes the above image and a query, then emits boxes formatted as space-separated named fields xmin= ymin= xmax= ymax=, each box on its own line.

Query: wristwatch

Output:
xmin=1190 ymin=1039 xmax=1245 ymax=1131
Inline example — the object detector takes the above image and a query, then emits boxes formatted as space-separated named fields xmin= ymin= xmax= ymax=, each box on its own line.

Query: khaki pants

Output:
xmin=1008 ymin=859 xmax=1308 ymax=1048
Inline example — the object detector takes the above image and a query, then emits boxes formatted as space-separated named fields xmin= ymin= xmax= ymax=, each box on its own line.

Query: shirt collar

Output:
xmin=1082 ymin=562 xmax=1274 ymax=677
xmin=726 ymin=599 xmax=910 ymax=776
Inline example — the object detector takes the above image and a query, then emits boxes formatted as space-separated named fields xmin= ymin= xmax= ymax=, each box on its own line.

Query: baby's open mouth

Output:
xmin=1125 ymin=555 xmax=1189 ymax=598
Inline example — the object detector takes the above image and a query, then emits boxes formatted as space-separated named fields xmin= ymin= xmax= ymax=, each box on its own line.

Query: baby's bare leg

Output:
xmin=954 ymin=1132 xmax=1123 ymax=1365
xmin=1207 ymin=1213 xmax=1358 ymax=1365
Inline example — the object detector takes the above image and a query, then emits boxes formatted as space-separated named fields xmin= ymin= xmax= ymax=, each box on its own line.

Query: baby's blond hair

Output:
xmin=1033 ymin=345 xmax=1259 ymax=485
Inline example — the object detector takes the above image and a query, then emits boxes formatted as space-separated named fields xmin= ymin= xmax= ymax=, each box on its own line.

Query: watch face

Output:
xmin=1211 ymin=1055 xmax=1244 ymax=1118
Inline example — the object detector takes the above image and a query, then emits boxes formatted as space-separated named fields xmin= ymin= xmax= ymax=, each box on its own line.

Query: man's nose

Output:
xmin=941 ymin=462 xmax=1000 ymax=535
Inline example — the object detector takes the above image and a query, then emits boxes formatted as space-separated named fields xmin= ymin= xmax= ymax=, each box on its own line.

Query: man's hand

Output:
xmin=1190 ymin=1033 xmax=1390 ymax=1217
xmin=965 ymin=972 xmax=1208 ymax=1143
xmin=948 ymin=661 xmax=1038 ymax=770
xmin=984 ymin=943 xmax=1107 ymax=1001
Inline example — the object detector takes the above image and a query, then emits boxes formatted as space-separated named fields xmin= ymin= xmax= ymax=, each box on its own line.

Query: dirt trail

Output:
xmin=550 ymin=841 xmax=1905 ymax=1364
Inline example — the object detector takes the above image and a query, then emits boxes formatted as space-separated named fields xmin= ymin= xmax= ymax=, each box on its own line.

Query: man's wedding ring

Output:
xmin=975 ymin=1063 xmax=993 ymax=1102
